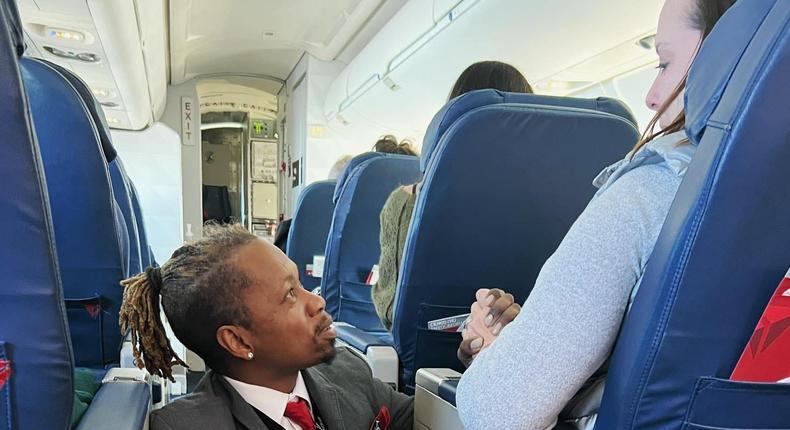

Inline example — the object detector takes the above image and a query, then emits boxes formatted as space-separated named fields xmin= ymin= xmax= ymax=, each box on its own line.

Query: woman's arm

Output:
xmin=456 ymin=165 xmax=681 ymax=429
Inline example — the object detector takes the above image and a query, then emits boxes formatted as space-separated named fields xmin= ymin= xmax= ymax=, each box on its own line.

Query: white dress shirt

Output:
xmin=224 ymin=372 xmax=314 ymax=430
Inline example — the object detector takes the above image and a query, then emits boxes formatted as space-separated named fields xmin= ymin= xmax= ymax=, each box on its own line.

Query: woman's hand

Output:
xmin=458 ymin=288 xmax=521 ymax=368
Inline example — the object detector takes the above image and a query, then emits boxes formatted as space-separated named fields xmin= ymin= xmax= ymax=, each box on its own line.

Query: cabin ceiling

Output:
xmin=168 ymin=0 xmax=401 ymax=85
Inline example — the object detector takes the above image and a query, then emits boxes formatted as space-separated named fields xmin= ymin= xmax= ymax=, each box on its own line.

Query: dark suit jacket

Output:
xmin=150 ymin=348 xmax=413 ymax=430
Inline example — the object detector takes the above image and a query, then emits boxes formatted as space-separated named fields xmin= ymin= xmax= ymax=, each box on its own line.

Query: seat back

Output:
xmin=322 ymin=153 xmax=421 ymax=333
xmin=287 ymin=180 xmax=337 ymax=291
xmin=110 ymin=158 xmax=143 ymax=276
xmin=0 ymin=1 xmax=74 ymax=427
xmin=393 ymin=89 xmax=639 ymax=391
xmin=21 ymin=57 xmax=128 ymax=367
xmin=596 ymin=2 xmax=790 ymax=429
xmin=129 ymin=180 xmax=156 ymax=268
xmin=44 ymin=58 xmax=141 ymax=276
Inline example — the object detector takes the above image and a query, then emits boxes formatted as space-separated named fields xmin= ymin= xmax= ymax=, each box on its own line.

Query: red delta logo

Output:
xmin=0 ymin=359 xmax=11 ymax=390
xmin=731 ymin=275 xmax=790 ymax=382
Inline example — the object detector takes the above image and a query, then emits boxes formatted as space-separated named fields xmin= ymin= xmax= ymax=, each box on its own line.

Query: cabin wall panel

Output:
xmin=111 ymin=123 xmax=183 ymax=264
xmin=159 ymin=80 xmax=203 ymax=240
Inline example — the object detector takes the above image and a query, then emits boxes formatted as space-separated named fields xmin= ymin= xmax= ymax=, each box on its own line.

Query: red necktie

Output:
xmin=284 ymin=397 xmax=316 ymax=430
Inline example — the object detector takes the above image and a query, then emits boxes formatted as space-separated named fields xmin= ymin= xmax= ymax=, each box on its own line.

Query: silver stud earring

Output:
xmin=247 ymin=352 xmax=254 ymax=360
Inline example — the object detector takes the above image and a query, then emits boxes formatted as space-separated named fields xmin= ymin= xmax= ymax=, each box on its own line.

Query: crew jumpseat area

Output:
xmin=287 ymin=179 xmax=337 ymax=293
xmin=0 ymin=0 xmax=153 ymax=428
xmin=336 ymin=88 xmax=640 ymax=393
xmin=414 ymin=1 xmax=790 ymax=429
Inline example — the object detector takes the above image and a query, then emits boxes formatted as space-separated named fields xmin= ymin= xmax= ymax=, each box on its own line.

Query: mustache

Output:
xmin=315 ymin=313 xmax=334 ymax=336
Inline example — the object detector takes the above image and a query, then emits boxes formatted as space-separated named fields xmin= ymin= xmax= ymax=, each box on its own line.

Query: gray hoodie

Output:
xmin=457 ymin=131 xmax=694 ymax=430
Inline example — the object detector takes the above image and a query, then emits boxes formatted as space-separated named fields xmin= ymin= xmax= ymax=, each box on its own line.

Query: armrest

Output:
xmin=74 ymin=381 xmax=151 ymax=430
xmin=335 ymin=323 xmax=399 ymax=389
xmin=438 ymin=379 xmax=458 ymax=406
xmin=335 ymin=324 xmax=392 ymax=353
xmin=414 ymin=368 xmax=462 ymax=430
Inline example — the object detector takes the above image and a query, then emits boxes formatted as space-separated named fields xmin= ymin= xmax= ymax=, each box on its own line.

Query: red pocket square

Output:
xmin=369 ymin=406 xmax=391 ymax=430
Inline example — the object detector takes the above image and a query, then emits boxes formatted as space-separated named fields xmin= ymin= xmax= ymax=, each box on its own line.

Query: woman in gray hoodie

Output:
xmin=456 ymin=1 xmax=738 ymax=429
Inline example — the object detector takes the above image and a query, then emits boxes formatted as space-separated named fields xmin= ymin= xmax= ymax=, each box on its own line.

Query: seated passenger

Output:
xmin=455 ymin=1 xmax=737 ymax=429
xmin=372 ymin=61 xmax=534 ymax=330
xmin=373 ymin=134 xmax=419 ymax=156
xmin=120 ymin=224 xmax=413 ymax=430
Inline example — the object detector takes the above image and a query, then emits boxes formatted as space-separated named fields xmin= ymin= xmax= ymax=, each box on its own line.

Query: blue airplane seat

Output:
xmin=322 ymin=153 xmax=421 ymax=334
xmin=0 ymin=1 xmax=150 ymax=428
xmin=41 ymin=58 xmax=141 ymax=276
xmin=595 ymin=1 xmax=790 ymax=429
xmin=287 ymin=180 xmax=337 ymax=291
xmin=20 ymin=56 xmax=129 ymax=368
xmin=129 ymin=181 xmax=157 ymax=268
xmin=0 ymin=1 xmax=73 ymax=427
xmin=392 ymin=89 xmax=640 ymax=392
xmin=109 ymin=158 xmax=143 ymax=276
xmin=331 ymin=151 xmax=384 ymax=203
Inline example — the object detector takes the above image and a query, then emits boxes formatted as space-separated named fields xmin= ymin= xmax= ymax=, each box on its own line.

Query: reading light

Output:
xmin=46 ymin=27 xmax=85 ymax=42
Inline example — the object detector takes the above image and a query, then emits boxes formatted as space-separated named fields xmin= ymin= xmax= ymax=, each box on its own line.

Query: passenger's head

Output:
xmin=119 ymin=224 xmax=336 ymax=381
xmin=373 ymin=135 xmax=418 ymax=156
xmin=638 ymin=0 xmax=737 ymax=149
xmin=328 ymin=155 xmax=353 ymax=180
xmin=449 ymin=61 xmax=533 ymax=100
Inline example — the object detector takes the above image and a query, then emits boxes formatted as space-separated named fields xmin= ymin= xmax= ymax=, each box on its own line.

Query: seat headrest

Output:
xmin=332 ymin=152 xmax=385 ymax=203
xmin=685 ymin=0 xmax=778 ymax=145
xmin=39 ymin=59 xmax=117 ymax=162
xmin=420 ymin=89 xmax=637 ymax=172
xmin=2 ymin=0 xmax=24 ymax=56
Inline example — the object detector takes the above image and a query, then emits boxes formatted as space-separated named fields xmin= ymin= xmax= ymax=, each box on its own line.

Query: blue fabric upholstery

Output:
xmin=421 ymin=89 xmax=637 ymax=172
xmin=0 ymin=2 xmax=74 ymax=428
xmin=334 ymin=325 xmax=392 ymax=354
xmin=129 ymin=181 xmax=156 ymax=268
xmin=3 ymin=0 xmax=22 ymax=56
xmin=393 ymin=90 xmax=639 ymax=391
xmin=322 ymin=153 xmax=421 ymax=333
xmin=596 ymin=2 xmax=790 ymax=429
xmin=38 ymin=59 xmax=117 ymax=163
xmin=74 ymin=382 xmax=151 ymax=430
xmin=287 ymin=180 xmax=337 ymax=291
xmin=21 ymin=57 xmax=128 ymax=367
xmin=332 ymin=152 xmax=384 ymax=203
xmin=110 ymin=159 xmax=142 ymax=277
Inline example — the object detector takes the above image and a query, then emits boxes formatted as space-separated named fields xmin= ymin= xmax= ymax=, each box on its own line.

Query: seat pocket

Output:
xmin=682 ymin=376 xmax=790 ymax=429
xmin=338 ymin=279 xmax=383 ymax=332
xmin=413 ymin=303 xmax=469 ymax=374
xmin=65 ymin=295 xmax=105 ymax=367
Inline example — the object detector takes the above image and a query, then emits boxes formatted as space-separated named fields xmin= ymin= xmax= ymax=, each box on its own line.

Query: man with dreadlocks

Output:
xmin=119 ymin=224 xmax=414 ymax=430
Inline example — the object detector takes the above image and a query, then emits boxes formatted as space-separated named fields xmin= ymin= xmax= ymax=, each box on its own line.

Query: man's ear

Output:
xmin=216 ymin=325 xmax=254 ymax=360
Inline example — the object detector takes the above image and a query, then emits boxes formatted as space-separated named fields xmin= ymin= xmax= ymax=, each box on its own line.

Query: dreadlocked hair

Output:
xmin=120 ymin=267 xmax=186 ymax=381
xmin=119 ymin=223 xmax=258 ymax=379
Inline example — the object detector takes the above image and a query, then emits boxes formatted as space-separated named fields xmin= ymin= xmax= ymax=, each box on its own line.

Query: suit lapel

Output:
xmin=303 ymin=367 xmax=344 ymax=430
xmin=210 ymin=372 xmax=270 ymax=430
